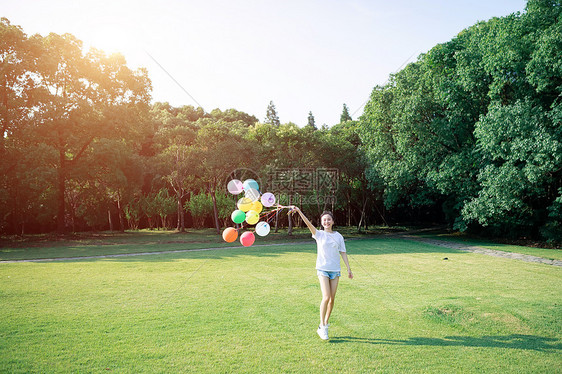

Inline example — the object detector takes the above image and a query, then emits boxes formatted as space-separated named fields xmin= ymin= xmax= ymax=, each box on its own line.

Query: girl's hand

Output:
xmin=348 ymin=270 xmax=353 ymax=279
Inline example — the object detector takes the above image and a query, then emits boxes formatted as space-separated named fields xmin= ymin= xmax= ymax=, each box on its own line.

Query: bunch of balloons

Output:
xmin=222 ymin=178 xmax=277 ymax=247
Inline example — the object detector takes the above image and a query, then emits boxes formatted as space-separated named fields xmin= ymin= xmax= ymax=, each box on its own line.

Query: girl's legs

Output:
xmin=325 ymin=277 xmax=339 ymax=324
xmin=318 ymin=275 xmax=339 ymax=326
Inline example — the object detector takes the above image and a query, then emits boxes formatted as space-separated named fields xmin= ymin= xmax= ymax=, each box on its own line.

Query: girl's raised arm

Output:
xmin=290 ymin=206 xmax=316 ymax=236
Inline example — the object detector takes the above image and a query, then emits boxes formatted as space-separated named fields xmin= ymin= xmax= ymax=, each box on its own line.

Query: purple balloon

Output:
xmin=261 ymin=192 xmax=276 ymax=207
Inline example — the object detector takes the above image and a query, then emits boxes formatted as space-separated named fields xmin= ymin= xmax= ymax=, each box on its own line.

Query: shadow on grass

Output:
xmin=0 ymin=237 xmax=465 ymax=263
xmin=329 ymin=334 xmax=562 ymax=352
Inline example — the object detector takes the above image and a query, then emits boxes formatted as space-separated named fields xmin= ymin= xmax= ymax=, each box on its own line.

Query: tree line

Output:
xmin=358 ymin=0 xmax=561 ymax=242
xmin=0 ymin=16 xmax=369 ymax=235
xmin=1 ymin=0 xmax=560 ymax=243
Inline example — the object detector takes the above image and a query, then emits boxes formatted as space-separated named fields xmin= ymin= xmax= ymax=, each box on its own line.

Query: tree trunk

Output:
xmin=177 ymin=193 xmax=185 ymax=232
xmin=374 ymin=200 xmax=389 ymax=227
xmin=357 ymin=197 xmax=368 ymax=233
xmin=209 ymin=186 xmax=221 ymax=235
xmin=56 ymin=156 xmax=66 ymax=234
xmin=11 ymin=191 xmax=19 ymax=236
xmin=296 ymin=194 xmax=303 ymax=227
xmin=117 ymin=198 xmax=125 ymax=233
xmin=347 ymin=194 xmax=352 ymax=227
xmin=71 ymin=208 xmax=76 ymax=232
xmin=287 ymin=195 xmax=293 ymax=236
xmin=108 ymin=210 xmax=114 ymax=231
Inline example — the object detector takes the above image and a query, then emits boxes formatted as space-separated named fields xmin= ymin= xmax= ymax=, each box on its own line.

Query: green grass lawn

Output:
xmin=0 ymin=227 xmax=403 ymax=261
xmin=1 ymin=235 xmax=560 ymax=373
xmin=0 ymin=229 xmax=299 ymax=261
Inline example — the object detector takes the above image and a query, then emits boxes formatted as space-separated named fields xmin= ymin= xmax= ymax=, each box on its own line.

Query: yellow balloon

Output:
xmin=246 ymin=210 xmax=260 ymax=225
xmin=250 ymin=200 xmax=263 ymax=214
xmin=237 ymin=197 xmax=253 ymax=212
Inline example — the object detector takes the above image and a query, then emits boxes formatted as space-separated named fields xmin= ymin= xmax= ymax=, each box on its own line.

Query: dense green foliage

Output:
xmin=0 ymin=17 xmax=152 ymax=234
xmin=358 ymin=0 xmax=562 ymax=242
xmin=1 ymin=1 xmax=560 ymax=242
xmin=340 ymin=103 xmax=352 ymax=123
xmin=0 ymin=16 xmax=370 ymax=235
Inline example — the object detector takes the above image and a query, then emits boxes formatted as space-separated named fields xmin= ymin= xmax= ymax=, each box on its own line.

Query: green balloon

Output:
xmin=231 ymin=210 xmax=246 ymax=224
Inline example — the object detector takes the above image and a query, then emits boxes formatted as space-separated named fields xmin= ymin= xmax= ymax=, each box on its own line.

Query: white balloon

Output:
xmin=227 ymin=179 xmax=244 ymax=195
xmin=255 ymin=221 xmax=271 ymax=236
xmin=245 ymin=187 xmax=260 ymax=202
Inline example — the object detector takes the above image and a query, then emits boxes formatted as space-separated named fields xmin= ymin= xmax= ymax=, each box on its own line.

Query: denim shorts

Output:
xmin=317 ymin=270 xmax=341 ymax=279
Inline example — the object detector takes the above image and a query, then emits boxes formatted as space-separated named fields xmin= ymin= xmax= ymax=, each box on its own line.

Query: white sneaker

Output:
xmin=317 ymin=325 xmax=329 ymax=340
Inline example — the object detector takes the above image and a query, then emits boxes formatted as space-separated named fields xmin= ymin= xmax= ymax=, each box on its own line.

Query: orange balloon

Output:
xmin=222 ymin=227 xmax=238 ymax=243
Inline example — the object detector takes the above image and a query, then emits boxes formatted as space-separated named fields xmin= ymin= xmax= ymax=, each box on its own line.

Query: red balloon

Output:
xmin=240 ymin=231 xmax=255 ymax=247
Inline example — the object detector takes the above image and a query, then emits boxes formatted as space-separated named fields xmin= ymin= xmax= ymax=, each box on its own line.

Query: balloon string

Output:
xmin=262 ymin=209 xmax=278 ymax=226
xmin=234 ymin=205 xmax=292 ymax=231
xmin=265 ymin=211 xmax=277 ymax=225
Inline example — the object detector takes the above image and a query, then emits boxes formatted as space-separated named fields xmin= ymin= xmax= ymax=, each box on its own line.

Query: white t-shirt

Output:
xmin=312 ymin=230 xmax=346 ymax=272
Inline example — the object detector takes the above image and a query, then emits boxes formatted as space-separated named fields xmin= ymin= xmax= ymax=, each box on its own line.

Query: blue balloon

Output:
xmin=243 ymin=179 xmax=259 ymax=192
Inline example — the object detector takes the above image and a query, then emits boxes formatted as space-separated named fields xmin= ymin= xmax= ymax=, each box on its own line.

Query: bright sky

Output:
xmin=3 ymin=0 xmax=527 ymax=127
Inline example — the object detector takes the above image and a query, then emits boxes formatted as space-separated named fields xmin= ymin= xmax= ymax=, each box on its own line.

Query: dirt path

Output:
xmin=399 ymin=235 xmax=562 ymax=267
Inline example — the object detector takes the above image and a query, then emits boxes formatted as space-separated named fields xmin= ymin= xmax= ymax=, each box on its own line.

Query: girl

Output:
xmin=291 ymin=206 xmax=353 ymax=340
